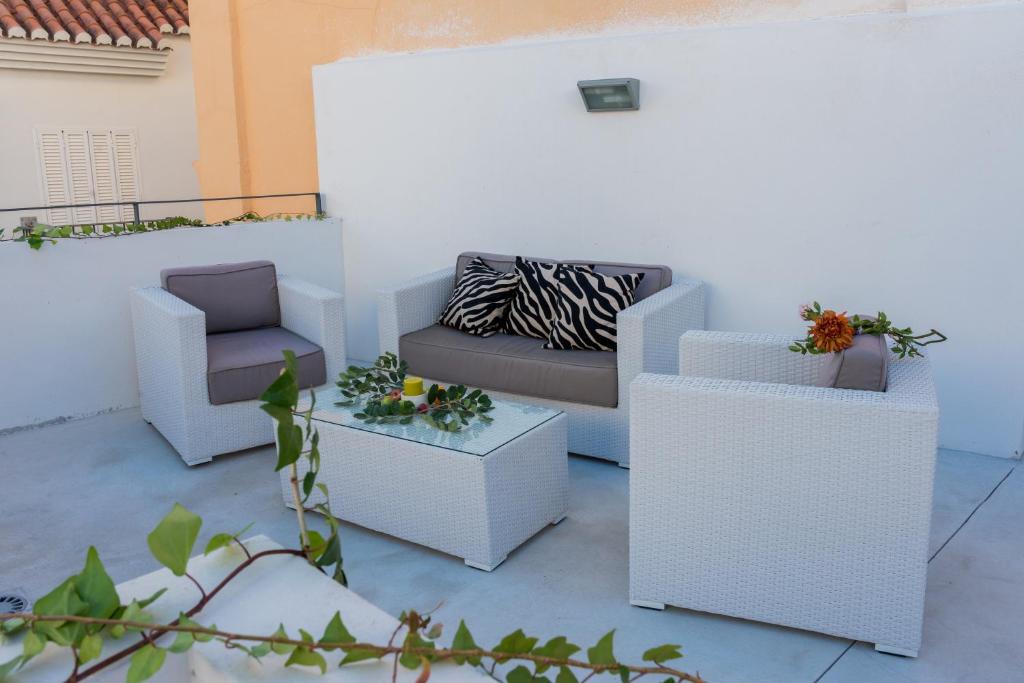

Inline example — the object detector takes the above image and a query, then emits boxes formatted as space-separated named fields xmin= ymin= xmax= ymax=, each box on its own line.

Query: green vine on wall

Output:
xmin=0 ymin=212 xmax=328 ymax=251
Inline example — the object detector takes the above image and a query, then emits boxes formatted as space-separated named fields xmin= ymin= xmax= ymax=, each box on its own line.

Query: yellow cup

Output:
xmin=403 ymin=376 xmax=424 ymax=397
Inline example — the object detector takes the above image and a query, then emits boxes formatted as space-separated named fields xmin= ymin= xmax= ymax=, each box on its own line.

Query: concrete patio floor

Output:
xmin=1 ymin=409 xmax=1021 ymax=682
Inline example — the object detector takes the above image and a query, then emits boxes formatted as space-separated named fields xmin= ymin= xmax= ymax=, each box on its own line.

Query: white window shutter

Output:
xmin=87 ymin=131 xmax=120 ymax=223
xmin=63 ymin=130 xmax=98 ymax=224
xmin=36 ymin=129 xmax=71 ymax=225
xmin=111 ymin=130 xmax=141 ymax=222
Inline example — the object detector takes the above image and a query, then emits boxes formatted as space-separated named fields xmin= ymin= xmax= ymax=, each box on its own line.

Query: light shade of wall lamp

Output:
xmin=577 ymin=78 xmax=640 ymax=112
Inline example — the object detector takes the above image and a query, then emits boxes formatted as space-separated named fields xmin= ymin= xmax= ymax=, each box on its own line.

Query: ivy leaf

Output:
xmin=533 ymin=636 xmax=580 ymax=674
xmin=120 ymin=601 xmax=154 ymax=632
xmin=270 ymin=624 xmax=295 ymax=655
xmin=127 ymin=645 xmax=166 ymax=683
xmin=316 ymin=534 xmax=341 ymax=569
xmin=451 ymin=620 xmax=480 ymax=666
xmin=1 ymin=619 xmax=25 ymax=635
xmin=76 ymin=547 xmax=120 ymax=619
xmin=494 ymin=629 xmax=538 ymax=661
xmin=318 ymin=612 xmax=355 ymax=651
xmin=32 ymin=577 xmax=87 ymax=644
xmin=167 ymin=629 xmax=194 ymax=654
xmin=284 ymin=647 xmax=327 ymax=674
xmin=641 ymin=644 xmax=683 ymax=665
xmin=0 ymin=656 xmax=23 ymax=680
xmin=587 ymin=631 xmax=616 ymax=666
xmin=78 ymin=633 xmax=103 ymax=663
xmin=22 ymin=631 xmax=45 ymax=658
xmin=400 ymin=632 xmax=435 ymax=669
xmin=135 ymin=588 xmax=167 ymax=610
xmin=248 ymin=643 xmax=271 ymax=658
xmin=203 ymin=533 xmax=234 ymax=556
xmin=555 ymin=667 xmax=579 ymax=683
xmin=507 ymin=665 xmax=541 ymax=683
xmin=339 ymin=647 xmax=382 ymax=666
xmin=178 ymin=616 xmax=214 ymax=642
xmin=146 ymin=504 xmax=202 ymax=576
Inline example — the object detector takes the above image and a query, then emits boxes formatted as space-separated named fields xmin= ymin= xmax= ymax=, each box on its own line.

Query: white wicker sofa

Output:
xmin=378 ymin=254 xmax=705 ymax=466
xmin=130 ymin=267 xmax=345 ymax=466
xmin=629 ymin=330 xmax=939 ymax=657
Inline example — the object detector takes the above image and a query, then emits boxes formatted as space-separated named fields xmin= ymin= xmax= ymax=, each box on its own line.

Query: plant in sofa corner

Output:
xmin=789 ymin=302 xmax=947 ymax=358
xmin=336 ymin=352 xmax=495 ymax=433
xmin=0 ymin=351 xmax=705 ymax=683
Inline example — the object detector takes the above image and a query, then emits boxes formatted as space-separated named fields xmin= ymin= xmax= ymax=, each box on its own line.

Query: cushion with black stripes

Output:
xmin=438 ymin=257 xmax=521 ymax=337
xmin=504 ymin=257 xmax=592 ymax=340
xmin=545 ymin=266 xmax=645 ymax=352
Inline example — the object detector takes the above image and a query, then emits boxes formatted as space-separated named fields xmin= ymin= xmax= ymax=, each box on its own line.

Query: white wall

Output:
xmin=314 ymin=5 xmax=1024 ymax=458
xmin=0 ymin=219 xmax=344 ymax=431
xmin=0 ymin=37 xmax=202 ymax=226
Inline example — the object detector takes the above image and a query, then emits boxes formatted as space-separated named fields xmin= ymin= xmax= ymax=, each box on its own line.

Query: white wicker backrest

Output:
xmin=679 ymin=331 xmax=830 ymax=387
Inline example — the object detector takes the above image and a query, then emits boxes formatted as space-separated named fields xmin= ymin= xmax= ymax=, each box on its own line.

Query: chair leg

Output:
xmin=630 ymin=599 xmax=665 ymax=610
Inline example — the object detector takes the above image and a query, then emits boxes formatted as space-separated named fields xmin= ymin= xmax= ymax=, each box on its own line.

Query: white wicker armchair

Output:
xmin=130 ymin=276 xmax=346 ymax=466
xmin=378 ymin=267 xmax=705 ymax=465
xmin=629 ymin=331 xmax=939 ymax=657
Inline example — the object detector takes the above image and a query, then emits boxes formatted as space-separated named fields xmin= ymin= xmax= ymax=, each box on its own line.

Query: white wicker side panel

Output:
xmin=284 ymin=425 xmax=492 ymax=562
xmin=629 ymin=361 xmax=938 ymax=654
xmin=130 ymin=287 xmax=208 ymax=463
xmin=480 ymin=413 xmax=569 ymax=565
xmin=377 ymin=268 xmax=456 ymax=355
xmin=278 ymin=275 xmax=347 ymax=382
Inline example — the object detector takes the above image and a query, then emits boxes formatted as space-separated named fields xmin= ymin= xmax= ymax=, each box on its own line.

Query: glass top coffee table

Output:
xmin=280 ymin=387 xmax=569 ymax=571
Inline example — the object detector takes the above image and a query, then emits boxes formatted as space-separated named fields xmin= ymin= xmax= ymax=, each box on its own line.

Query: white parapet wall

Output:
xmin=0 ymin=219 xmax=344 ymax=432
xmin=314 ymin=4 xmax=1024 ymax=458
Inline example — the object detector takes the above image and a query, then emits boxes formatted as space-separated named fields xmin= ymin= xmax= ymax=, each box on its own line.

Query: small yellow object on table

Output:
xmin=402 ymin=376 xmax=425 ymax=402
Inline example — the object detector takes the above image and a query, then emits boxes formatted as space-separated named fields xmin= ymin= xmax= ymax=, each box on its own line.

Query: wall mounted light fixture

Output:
xmin=577 ymin=78 xmax=640 ymax=112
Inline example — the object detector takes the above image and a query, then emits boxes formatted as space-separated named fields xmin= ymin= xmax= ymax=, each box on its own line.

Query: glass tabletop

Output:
xmin=295 ymin=387 xmax=563 ymax=457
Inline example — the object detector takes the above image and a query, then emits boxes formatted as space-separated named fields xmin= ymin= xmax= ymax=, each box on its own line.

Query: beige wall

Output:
xmin=191 ymin=0 xmax=1010 ymax=221
xmin=0 ymin=37 xmax=202 ymax=226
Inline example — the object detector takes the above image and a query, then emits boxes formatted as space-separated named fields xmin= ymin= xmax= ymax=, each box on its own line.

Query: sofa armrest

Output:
xmin=278 ymin=276 xmax=346 ymax=382
xmin=678 ymin=330 xmax=829 ymax=387
xmin=129 ymin=287 xmax=208 ymax=450
xmin=630 ymin=370 xmax=939 ymax=467
xmin=616 ymin=277 xmax=706 ymax=406
xmin=377 ymin=267 xmax=457 ymax=355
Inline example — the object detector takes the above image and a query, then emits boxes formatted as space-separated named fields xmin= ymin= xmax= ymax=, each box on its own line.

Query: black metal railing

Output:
xmin=0 ymin=192 xmax=323 ymax=225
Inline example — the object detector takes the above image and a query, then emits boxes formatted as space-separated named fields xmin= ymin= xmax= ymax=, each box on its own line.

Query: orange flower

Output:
xmin=810 ymin=310 xmax=854 ymax=353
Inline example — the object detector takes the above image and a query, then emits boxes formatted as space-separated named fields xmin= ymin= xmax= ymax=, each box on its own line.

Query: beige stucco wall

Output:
xmin=189 ymin=0 xmax=1012 ymax=221
xmin=0 ymin=36 xmax=202 ymax=227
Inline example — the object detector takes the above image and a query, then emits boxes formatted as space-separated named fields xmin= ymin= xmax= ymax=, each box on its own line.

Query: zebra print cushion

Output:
xmin=438 ymin=258 xmax=521 ymax=337
xmin=545 ymin=267 xmax=645 ymax=352
xmin=504 ymin=257 xmax=592 ymax=340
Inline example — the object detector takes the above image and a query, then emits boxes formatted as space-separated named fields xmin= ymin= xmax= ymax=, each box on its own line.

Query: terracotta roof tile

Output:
xmin=0 ymin=0 xmax=187 ymax=49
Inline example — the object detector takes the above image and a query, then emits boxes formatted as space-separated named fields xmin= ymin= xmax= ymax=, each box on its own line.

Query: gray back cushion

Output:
xmin=455 ymin=252 xmax=672 ymax=302
xmin=815 ymin=330 xmax=889 ymax=392
xmin=161 ymin=260 xmax=280 ymax=334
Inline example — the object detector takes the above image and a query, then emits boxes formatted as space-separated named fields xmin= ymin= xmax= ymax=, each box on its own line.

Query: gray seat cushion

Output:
xmin=400 ymin=325 xmax=618 ymax=408
xmin=455 ymin=252 xmax=672 ymax=303
xmin=162 ymin=260 xmax=280 ymax=334
xmin=206 ymin=327 xmax=325 ymax=405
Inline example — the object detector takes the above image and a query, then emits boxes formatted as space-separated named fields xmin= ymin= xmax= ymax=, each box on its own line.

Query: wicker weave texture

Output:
xmin=630 ymin=333 xmax=939 ymax=655
xmin=377 ymin=270 xmax=705 ymax=464
xmin=130 ymin=276 xmax=346 ymax=466
xmin=281 ymin=413 xmax=568 ymax=570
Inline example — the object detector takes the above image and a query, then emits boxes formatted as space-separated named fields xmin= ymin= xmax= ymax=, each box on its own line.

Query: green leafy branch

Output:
xmin=337 ymin=354 xmax=494 ymax=432
xmin=259 ymin=350 xmax=347 ymax=586
xmin=0 ymin=610 xmax=705 ymax=683
xmin=790 ymin=301 xmax=947 ymax=358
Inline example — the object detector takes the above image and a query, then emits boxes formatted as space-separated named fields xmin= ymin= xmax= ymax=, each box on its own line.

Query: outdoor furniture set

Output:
xmin=130 ymin=253 xmax=939 ymax=658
